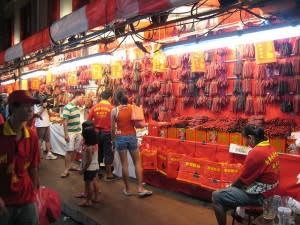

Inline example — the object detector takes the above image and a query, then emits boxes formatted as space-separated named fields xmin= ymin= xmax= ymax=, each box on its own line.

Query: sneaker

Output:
xmin=46 ymin=152 xmax=58 ymax=160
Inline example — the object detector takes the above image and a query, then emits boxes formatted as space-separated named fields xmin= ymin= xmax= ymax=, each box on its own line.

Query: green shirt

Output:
xmin=63 ymin=102 xmax=81 ymax=133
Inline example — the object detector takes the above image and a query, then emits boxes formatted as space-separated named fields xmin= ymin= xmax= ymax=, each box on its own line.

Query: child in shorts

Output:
xmin=78 ymin=124 xmax=100 ymax=207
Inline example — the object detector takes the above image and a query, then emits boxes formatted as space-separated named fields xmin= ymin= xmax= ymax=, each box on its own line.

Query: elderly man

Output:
xmin=0 ymin=90 xmax=41 ymax=225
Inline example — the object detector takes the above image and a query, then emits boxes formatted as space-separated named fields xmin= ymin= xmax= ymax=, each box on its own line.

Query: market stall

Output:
xmin=0 ymin=0 xmax=300 ymax=208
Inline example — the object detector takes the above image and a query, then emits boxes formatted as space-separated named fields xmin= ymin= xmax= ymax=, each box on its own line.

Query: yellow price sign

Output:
xmin=68 ymin=72 xmax=77 ymax=86
xmin=255 ymin=41 xmax=276 ymax=64
xmin=21 ymin=79 xmax=28 ymax=90
xmin=91 ymin=64 xmax=103 ymax=80
xmin=31 ymin=78 xmax=40 ymax=90
xmin=111 ymin=60 xmax=123 ymax=78
xmin=46 ymin=71 xmax=52 ymax=84
xmin=191 ymin=52 xmax=206 ymax=73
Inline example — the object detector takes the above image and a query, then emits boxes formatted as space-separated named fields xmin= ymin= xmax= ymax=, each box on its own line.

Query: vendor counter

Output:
xmin=50 ymin=123 xmax=67 ymax=156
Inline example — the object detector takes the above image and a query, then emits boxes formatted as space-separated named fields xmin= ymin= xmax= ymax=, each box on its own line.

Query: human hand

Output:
xmin=65 ymin=135 xmax=70 ymax=143
xmin=0 ymin=197 xmax=8 ymax=216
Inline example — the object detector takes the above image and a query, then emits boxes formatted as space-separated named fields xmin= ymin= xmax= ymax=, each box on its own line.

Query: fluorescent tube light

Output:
xmin=50 ymin=53 xmax=112 ymax=73
xmin=163 ymin=24 xmax=300 ymax=55
xmin=21 ymin=70 xmax=47 ymax=80
xmin=1 ymin=79 xmax=17 ymax=85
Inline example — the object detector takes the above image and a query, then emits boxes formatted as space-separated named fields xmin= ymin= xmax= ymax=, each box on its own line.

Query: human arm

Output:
xmin=80 ymin=146 xmax=92 ymax=174
xmin=63 ymin=118 xmax=70 ymax=143
xmin=111 ymin=108 xmax=117 ymax=149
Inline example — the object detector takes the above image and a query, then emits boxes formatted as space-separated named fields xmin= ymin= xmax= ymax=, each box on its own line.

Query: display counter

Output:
xmin=50 ymin=123 xmax=66 ymax=156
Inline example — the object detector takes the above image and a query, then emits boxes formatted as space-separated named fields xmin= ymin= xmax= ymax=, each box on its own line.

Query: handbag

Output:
xmin=131 ymin=104 xmax=145 ymax=121
xmin=131 ymin=105 xmax=146 ymax=128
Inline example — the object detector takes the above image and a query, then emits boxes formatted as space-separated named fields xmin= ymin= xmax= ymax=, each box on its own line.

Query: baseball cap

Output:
xmin=8 ymin=90 xmax=40 ymax=105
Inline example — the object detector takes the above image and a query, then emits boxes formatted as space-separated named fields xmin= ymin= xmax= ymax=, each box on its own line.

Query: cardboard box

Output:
xmin=217 ymin=132 xmax=230 ymax=145
xmin=186 ymin=129 xmax=196 ymax=141
xmin=229 ymin=132 xmax=243 ymax=145
xmin=167 ymin=127 xmax=177 ymax=139
xmin=195 ymin=130 xmax=207 ymax=143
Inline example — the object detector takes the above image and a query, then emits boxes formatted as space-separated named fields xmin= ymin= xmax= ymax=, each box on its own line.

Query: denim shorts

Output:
xmin=115 ymin=135 xmax=137 ymax=152
xmin=212 ymin=186 xmax=263 ymax=212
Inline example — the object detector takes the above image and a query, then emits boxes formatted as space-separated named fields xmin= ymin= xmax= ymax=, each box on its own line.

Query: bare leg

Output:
xmin=128 ymin=150 xmax=145 ymax=192
xmin=92 ymin=177 xmax=101 ymax=202
xmin=118 ymin=150 xmax=130 ymax=192
xmin=79 ymin=181 xmax=92 ymax=206
xmin=63 ymin=151 xmax=74 ymax=174
xmin=45 ymin=141 xmax=52 ymax=154
xmin=106 ymin=164 xmax=113 ymax=177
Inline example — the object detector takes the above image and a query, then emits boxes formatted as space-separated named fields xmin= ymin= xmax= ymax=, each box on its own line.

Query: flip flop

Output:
xmin=123 ymin=189 xmax=132 ymax=196
xmin=60 ymin=172 xmax=69 ymax=178
xmin=137 ymin=190 xmax=153 ymax=198
xmin=74 ymin=192 xmax=86 ymax=198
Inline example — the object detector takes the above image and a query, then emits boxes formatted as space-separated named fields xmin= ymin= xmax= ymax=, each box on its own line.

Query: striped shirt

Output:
xmin=63 ymin=103 xmax=81 ymax=133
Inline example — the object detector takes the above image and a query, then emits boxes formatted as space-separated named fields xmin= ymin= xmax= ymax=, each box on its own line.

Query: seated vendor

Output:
xmin=212 ymin=125 xmax=279 ymax=225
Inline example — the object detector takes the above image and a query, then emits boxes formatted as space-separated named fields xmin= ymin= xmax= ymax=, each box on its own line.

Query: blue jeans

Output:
xmin=212 ymin=186 xmax=263 ymax=212
xmin=0 ymin=202 xmax=38 ymax=225
xmin=115 ymin=135 xmax=137 ymax=152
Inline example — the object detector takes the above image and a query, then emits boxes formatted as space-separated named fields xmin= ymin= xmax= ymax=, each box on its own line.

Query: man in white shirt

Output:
xmin=34 ymin=97 xmax=57 ymax=160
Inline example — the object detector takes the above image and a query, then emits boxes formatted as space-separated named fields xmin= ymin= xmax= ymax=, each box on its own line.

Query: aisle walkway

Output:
xmin=39 ymin=157 xmax=235 ymax=225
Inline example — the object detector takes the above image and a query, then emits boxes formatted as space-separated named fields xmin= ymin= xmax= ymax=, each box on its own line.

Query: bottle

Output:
xmin=278 ymin=207 xmax=291 ymax=225
xmin=263 ymin=196 xmax=275 ymax=221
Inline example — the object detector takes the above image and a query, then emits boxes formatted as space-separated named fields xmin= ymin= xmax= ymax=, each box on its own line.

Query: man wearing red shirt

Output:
xmin=88 ymin=90 xmax=117 ymax=181
xmin=0 ymin=90 xmax=40 ymax=225
xmin=212 ymin=125 xmax=279 ymax=225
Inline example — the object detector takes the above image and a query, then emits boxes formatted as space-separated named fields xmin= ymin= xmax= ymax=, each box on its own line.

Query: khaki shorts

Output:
xmin=65 ymin=133 xmax=81 ymax=152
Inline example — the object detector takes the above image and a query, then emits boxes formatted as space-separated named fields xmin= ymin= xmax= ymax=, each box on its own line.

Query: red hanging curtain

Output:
xmin=48 ymin=0 xmax=60 ymax=26
xmin=72 ymin=0 xmax=91 ymax=11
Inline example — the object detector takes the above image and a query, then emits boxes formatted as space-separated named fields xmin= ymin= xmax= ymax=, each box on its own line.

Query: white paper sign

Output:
xmin=229 ymin=143 xmax=252 ymax=155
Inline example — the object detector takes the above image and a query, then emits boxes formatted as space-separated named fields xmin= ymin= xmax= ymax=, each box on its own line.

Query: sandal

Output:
xmin=137 ymin=190 xmax=153 ymax=198
xmin=74 ymin=192 xmax=86 ymax=198
xmin=60 ymin=172 xmax=69 ymax=178
xmin=123 ymin=189 xmax=132 ymax=196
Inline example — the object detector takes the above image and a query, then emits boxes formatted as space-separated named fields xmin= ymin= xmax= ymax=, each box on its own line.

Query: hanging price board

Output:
xmin=255 ymin=41 xmax=276 ymax=64
xmin=46 ymin=71 xmax=52 ymax=84
xmin=191 ymin=52 xmax=206 ymax=72
xmin=152 ymin=51 xmax=166 ymax=72
xmin=111 ymin=60 xmax=123 ymax=78
xmin=68 ymin=72 xmax=77 ymax=86
xmin=21 ymin=79 xmax=28 ymax=90
xmin=91 ymin=64 xmax=103 ymax=80
xmin=31 ymin=78 xmax=40 ymax=90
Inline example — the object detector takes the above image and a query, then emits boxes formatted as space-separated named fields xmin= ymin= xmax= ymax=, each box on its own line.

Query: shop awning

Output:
xmin=0 ymin=0 xmax=199 ymax=66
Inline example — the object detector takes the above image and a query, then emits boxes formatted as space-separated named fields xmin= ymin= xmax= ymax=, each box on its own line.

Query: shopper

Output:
xmin=0 ymin=90 xmax=40 ymax=225
xmin=34 ymin=97 xmax=57 ymax=160
xmin=78 ymin=125 xmax=100 ymax=207
xmin=111 ymin=92 xmax=152 ymax=197
xmin=88 ymin=90 xmax=118 ymax=181
xmin=212 ymin=125 xmax=279 ymax=225
xmin=61 ymin=93 xmax=85 ymax=178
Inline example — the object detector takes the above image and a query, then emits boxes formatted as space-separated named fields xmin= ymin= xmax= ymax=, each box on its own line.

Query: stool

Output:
xmin=232 ymin=206 xmax=263 ymax=225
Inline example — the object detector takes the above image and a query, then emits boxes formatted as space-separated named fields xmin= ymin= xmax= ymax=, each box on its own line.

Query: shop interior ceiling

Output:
xmin=0 ymin=0 xmax=300 ymax=81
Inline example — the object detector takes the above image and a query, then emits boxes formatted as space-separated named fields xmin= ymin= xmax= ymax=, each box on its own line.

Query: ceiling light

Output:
xmin=21 ymin=70 xmax=47 ymax=80
xmin=163 ymin=23 xmax=300 ymax=55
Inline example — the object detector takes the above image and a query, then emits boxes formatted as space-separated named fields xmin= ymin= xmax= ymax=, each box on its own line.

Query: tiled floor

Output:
xmin=39 ymin=156 xmax=240 ymax=225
